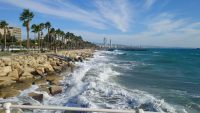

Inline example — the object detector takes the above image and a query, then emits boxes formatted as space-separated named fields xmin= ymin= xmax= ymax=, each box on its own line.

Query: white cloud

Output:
xmin=95 ymin=0 xmax=132 ymax=32
xmin=144 ymin=0 xmax=156 ymax=9
xmin=70 ymin=13 xmax=200 ymax=48
xmin=1 ymin=0 xmax=132 ymax=32
xmin=147 ymin=13 xmax=187 ymax=33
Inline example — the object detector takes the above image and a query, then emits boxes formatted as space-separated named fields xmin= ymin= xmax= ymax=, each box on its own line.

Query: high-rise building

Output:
xmin=0 ymin=29 xmax=4 ymax=35
xmin=0 ymin=27 xmax=22 ymax=42
xmin=8 ymin=27 xmax=22 ymax=42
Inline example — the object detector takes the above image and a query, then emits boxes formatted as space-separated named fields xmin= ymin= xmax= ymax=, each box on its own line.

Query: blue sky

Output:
xmin=0 ymin=0 xmax=200 ymax=48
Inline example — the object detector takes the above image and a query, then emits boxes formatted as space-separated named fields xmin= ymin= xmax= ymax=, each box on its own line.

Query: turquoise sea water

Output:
xmin=110 ymin=49 xmax=200 ymax=113
xmin=1 ymin=49 xmax=199 ymax=113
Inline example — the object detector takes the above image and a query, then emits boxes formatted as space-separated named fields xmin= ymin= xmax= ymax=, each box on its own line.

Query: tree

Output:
xmin=20 ymin=9 xmax=34 ymax=49
xmin=0 ymin=20 xmax=9 ymax=51
xmin=31 ymin=24 xmax=40 ymax=49
xmin=45 ymin=22 xmax=51 ymax=49
xmin=49 ymin=28 xmax=55 ymax=50
xmin=39 ymin=23 xmax=45 ymax=51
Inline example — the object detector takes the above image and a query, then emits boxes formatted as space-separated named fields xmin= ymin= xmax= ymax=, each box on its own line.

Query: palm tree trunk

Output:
xmin=27 ymin=23 xmax=30 ymax=50
xmin=38 ymin=32 xmax=40 ymax=52
xmin=4 ymin=28 xmax=6 ymax=51
xmin=47 ymin=29 xmax=50 ymax=50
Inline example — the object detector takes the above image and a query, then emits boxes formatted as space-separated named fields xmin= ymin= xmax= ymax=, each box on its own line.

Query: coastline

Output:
xmin=0 ymin=49 xmax=95 ymax=101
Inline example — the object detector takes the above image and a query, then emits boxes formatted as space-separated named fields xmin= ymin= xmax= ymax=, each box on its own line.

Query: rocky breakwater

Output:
xmin=0 ymin=49 xmax=94 ymax=102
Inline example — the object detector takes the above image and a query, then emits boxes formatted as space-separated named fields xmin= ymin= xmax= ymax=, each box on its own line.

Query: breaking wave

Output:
xmin=0 ymin=50 xmax=182 ymax=113
xmin=43 ymin=50 xmax=176 ymax=113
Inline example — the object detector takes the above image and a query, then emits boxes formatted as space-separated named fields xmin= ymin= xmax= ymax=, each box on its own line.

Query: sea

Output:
xmin=1 ymin=49 xmax=200 ymax=113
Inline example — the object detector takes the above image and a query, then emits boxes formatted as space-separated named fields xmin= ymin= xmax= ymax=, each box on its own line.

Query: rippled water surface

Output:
xmin=1 ymin=49 xmax=200 ymax=113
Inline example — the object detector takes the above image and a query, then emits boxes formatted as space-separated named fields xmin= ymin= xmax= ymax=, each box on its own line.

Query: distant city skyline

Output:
xmin=0 ymin=0 xmax=200 ymax=48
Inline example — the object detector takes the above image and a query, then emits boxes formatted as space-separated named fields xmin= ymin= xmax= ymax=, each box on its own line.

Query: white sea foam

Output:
xmin=0 ymin=50 xmax=181 ymax=113
xmin=41 ymin=50 xmax=177 ymax=113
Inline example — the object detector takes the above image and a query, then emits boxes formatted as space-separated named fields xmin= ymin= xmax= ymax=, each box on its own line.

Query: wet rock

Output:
xmin=49 ymin=86 xmax=62 ymax=95
xmin=46 ymin=74 xmax=63 ymax=81
xmin=0 ymin=66 xmax=12 ymax=77
xmin=0 ymin=87 xmax=20 ymax=99
xmin=36 ymin=85 xmax=50 ymax=94
xmin=33 ymin=78 xmax=47 ymax=85
xmin=28 ymin=92 xmax=43 ymax=103
xmin=12 ymin=81 xmax=32 ymax=91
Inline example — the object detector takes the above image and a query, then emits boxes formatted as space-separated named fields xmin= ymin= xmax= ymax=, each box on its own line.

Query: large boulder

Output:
xmin=33 ymin=78 xmax=47 ymax=85
xmin=1 ymin=57 xmax=12 ymax=66
xmin=7 ymin=69 xmax=19 ymax=80
xmin=43 ymin=62 xmax=54 ymax=73
xmin=0 ymin=66 xmax=12 ymax=77
xmin=28 ymin=92 xmax=43 ymax=103
xmin=50 ymin=61 xmax=57 ymax=67
xmin=23 ymin=66 xmax=35 ymax=73
xmin=53 ymin=66 xmax=62 ymax=72
xmin=36 ymin=85 xmax=50 ymax=94
xmin=35 ymin=66 xmax=45 ymax=76
xmin=49 ymin=86 xmax=62 ymax=95
xmin=0 ymin=87 xmax=20 ymax=99
xmin=0 ymin=60 xmax=5 ymax=67
xmin=0 ymin=77 xmax=16 ymax=87
xmin=11 ymin=62 xmax=23 ymax=76
xmin=19 ymin=72 xmax=33 ymax=81
xmin=12 ymin=81 xmax=33 ymax=91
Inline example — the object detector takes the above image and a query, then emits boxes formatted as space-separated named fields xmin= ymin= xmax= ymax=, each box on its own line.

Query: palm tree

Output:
xmin=39 ymin=23 xmax=45 ymax=51
xmin=31 ymin=24 xmax=40 ymax=49
xmin=0 ymin=20 xmax=9 ymax=51
xmin=19 ymin=9 xmax=34 ymax=50
xmin=45 ymin=22 xmax=51 ymax=49
xmin=49 ymin=28 xmax=55 ymax=50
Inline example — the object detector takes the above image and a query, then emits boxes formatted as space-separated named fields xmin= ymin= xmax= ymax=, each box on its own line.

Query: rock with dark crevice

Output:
xmin=28 ymin=92 xmax=43 ymax=103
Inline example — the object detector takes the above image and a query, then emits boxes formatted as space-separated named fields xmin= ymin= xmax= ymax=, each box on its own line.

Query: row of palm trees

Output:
xmin=0 ymin=20 xmax=9 ymax=51
xmin=20 ymin=9 xmax=95 ymax=52
xmin=0 ymin=9 xmax=96 ymax=52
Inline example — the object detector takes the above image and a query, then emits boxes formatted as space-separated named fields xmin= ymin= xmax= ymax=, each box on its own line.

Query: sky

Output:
xmin=0 ymin=0 xmax=200 ymax=48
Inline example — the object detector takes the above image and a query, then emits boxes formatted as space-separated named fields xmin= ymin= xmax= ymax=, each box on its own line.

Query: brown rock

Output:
xmin=2 ymin=57 xmax=12 ymax=66
xmin=33 ymin=78 xmax=47 ymax=85
xmin=49 ymin=86 xmax=62 ymax=95
xmin=19 ymin=72 xmax=33 ymax=81
xmin=53 ymin=66 xmax=62 ymax=72
xmin=23 ymin=66 xmax=35 ymax=73
xmin=0 ymin=61 xmax=5 ymax=67
xmin=0 ymin=66 xmax=12 ymax=77
xmin=36 ymin=85 xmax=50 ymax=94
xmin=0 ymin=77 xmax=16 ymax=87
xmin=0 ymin=87 xmax=20 ymax=99
xmin=28 ymin=92 xmax=43 ymax=102
xmin=7 ymin=69 xmax=19 ymax=80
xmin=12 ymin=81 xmax=32 ymax=91
xmin=46 ymin=74 xmax=63 ymax=81
xmin=43 ymin=63 xmax=54 ymax=73
xmin=35 ymin=66 xmax=45 ymax=76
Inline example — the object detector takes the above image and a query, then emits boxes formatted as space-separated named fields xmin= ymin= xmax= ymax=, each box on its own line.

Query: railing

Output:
xmin=0 ymin=103 xmax=161 ymax=113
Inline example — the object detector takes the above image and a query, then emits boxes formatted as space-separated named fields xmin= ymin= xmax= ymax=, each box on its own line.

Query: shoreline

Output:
xmin=0 ymin=49 xmax=95 ymax=101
